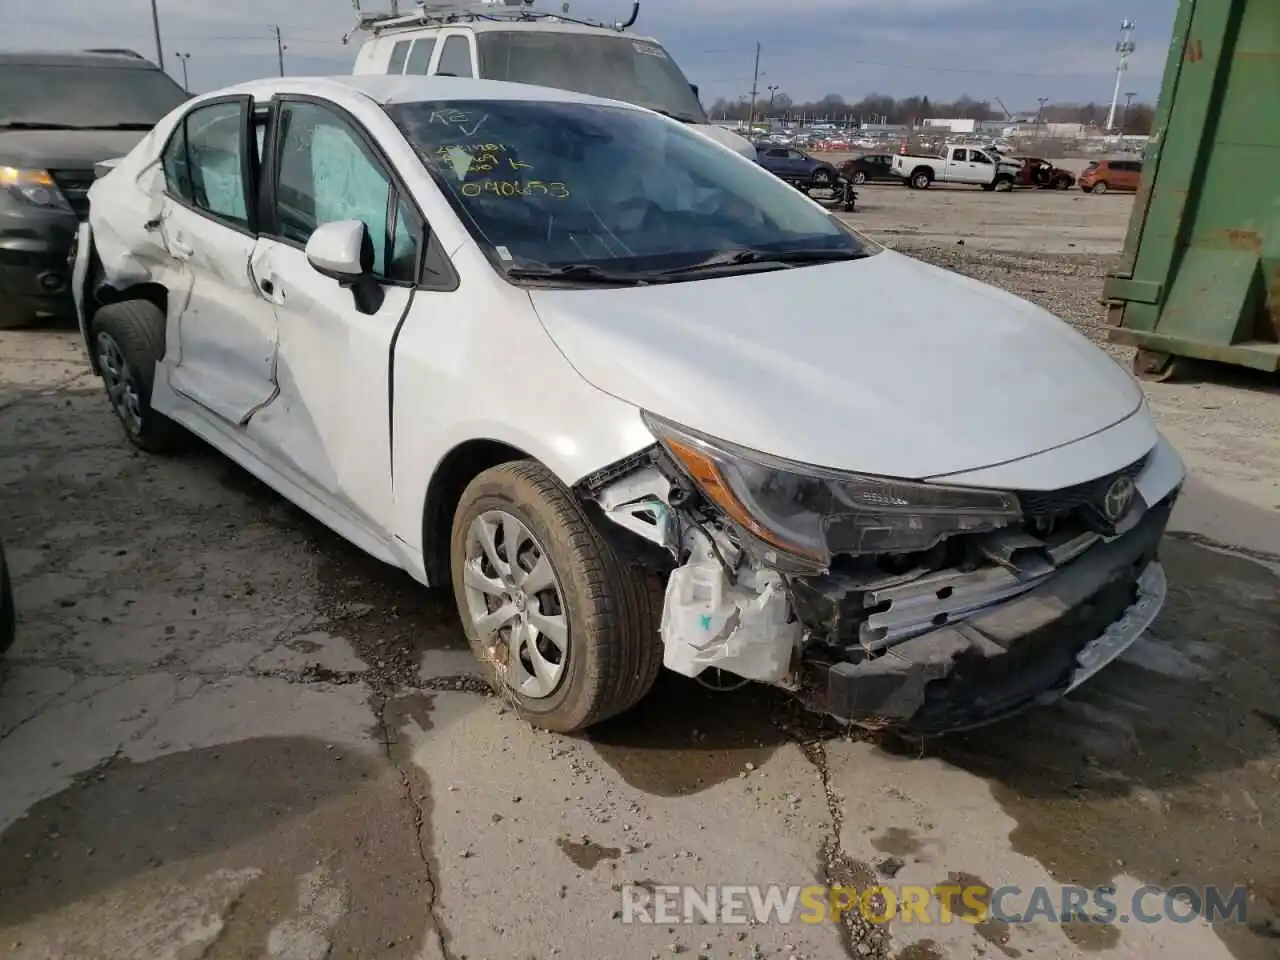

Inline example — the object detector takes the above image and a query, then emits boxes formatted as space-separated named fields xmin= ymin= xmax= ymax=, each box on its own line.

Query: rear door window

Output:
xmin=406 ymin=38 xmax=437 ymax=74
xmin=163 ymin=99 xmax=251 ymax=226
xmin=387 ymin=39 xmax=412 ymax=74
xmin=435 ymin=35 xmax=473 ymax=77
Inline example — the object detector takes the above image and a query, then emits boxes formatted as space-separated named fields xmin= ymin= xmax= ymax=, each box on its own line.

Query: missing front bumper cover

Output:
xmin=804 ymin=498 xmax=1172 ymax=734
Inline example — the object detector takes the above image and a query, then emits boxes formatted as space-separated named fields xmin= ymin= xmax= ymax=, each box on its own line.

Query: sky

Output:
xmin=12 ymin=0 xmax=1176 ymax=108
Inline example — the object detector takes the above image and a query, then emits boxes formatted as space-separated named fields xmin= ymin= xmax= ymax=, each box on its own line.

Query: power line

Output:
xmin=271 ymin=24 xmax=286 ymax=76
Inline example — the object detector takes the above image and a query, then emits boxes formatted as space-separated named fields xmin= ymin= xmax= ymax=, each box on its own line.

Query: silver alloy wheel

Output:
xmin=462 ymin=509 xmax=569 ymax=700
xmin=852 ymin=171 xmax=867 ymax=184
xmin=96 ymin=331 xmax=142 ymax=437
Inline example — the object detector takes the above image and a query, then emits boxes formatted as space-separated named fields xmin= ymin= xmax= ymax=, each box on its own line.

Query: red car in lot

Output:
xmin=1011 ymin=156 xmax=1076 ymax=190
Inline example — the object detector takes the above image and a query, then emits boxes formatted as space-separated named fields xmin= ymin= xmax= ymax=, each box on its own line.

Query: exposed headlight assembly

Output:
xmin=643 ymin=412 xmax=1021 ymax=566
xmin=0 ymin=166 xmax=73 ymax=212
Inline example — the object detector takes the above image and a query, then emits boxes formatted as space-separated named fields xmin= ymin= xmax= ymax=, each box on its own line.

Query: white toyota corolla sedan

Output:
xmin=72 ymin=75 xmax=1185 ymax=734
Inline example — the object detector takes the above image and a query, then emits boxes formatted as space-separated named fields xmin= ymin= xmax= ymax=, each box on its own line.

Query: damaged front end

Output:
xmin=579 ymin=412 xmax=1181 ymax=735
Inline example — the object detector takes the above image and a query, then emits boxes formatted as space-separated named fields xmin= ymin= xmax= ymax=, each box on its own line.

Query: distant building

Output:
xmin=922 ymin=117 xmax=977 ymax=134
xmin=1042 ymin=122 xmax=1088 ymax=138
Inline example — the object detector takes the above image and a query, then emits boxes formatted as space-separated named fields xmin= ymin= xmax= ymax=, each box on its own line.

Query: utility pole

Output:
xmin=1122 ymin=91 xmax=1137 ymax=131
xmin=150 ymin=0 xmax=165 ymax=71
xmin=176 ymin=52 xmax=191 ymax=93
xmin=272 ymin=24 xmax=287 ymax=77
xmin=1036 ymin=97 xmax=1049 ymax=136
xmin=747 ymin=42 xmax=761 ymax=125
xmin=767 ymin=84 xmax=779 ymax=116
xmin=1106 ymin=20 xmax=1136 ymax=131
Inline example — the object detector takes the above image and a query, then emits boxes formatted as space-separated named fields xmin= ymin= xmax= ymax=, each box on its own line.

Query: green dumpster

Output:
xmin=1102 ymin=0 xmax=1280 ymax=381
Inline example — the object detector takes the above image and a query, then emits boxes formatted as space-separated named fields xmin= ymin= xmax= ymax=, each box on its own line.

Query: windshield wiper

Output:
xmin=1 ymin=121 xmax=154 ymax=131
xmin=655 ymin=247 xmax=870 ymax=277
xmin=642 ymin=107 xmax=701 ymax=124
xmin=75 ymin=123 xmax=156 ymax=131
xmin=505 ymin=263 xmax=652 ymax=286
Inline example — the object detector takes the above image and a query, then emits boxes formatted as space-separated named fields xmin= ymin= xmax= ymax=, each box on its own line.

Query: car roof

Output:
xmin=0 ymin=50 xmax=159 ymax=69
xmin=218 ymin=73 xmax=645 ymax=111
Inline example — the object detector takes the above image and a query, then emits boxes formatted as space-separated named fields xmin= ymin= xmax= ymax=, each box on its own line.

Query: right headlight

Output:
xmin=643 ymin=412 xmax=1022 ymax=566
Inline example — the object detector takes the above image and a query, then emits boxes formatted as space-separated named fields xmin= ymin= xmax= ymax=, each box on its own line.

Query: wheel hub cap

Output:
xmin=462 ymin=509 xmax=569 ymax=700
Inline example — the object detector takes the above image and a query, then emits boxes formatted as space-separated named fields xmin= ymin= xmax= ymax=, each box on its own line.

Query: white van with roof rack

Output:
xmin=349 ymin=0 xmax=758 ymax=161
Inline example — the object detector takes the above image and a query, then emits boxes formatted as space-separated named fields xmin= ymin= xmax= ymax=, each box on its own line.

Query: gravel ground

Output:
xmin=2 ymin=213 xmax=1279 ymax=958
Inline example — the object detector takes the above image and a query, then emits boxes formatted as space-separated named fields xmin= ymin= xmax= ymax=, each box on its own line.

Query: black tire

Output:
xmin=851 ymin=170 xmax=867 ymax=185
xmin=450 ymin=460 xmax=663 ymax=733
xmin=993 ymin=175 xmax=1014 ymax=192
xmin=90 ymin=299 xmax=183 ymax=454
xmin=1054 ymin=177 xmax=1071 ymax=190
xmin=809 ymin=168 xmax=833 ymax=189
xmin=1091 ymin=181 xmax=1109 ymax=195
xmin=910 ymin=169 xmax=933 ymax=190
xmin=0 ymin=539 xmax=14 ymax=657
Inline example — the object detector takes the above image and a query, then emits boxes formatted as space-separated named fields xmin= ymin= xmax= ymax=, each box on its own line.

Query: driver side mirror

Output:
xmin=304 ymin=220 xmax=385 ymax=314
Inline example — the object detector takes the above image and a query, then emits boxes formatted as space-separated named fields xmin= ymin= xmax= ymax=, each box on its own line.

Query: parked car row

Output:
xmin=753 ymin=142 xmax=1128 ymax=196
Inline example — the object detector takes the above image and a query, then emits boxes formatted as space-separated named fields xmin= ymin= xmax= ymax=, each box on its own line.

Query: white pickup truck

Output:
xmin=891 ymin=145 xmax=1022 ymax=191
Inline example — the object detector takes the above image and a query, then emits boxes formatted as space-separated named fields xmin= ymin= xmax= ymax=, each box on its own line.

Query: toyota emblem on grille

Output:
xmin=1102 ymin=475 xmax=1136 ymax=522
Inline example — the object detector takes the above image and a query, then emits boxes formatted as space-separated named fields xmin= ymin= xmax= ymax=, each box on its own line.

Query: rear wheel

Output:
xmin=911 ymin=170 xmax=933 ymax=190
xmin=450 ymin=460 xmax=663 ymax=733
xmin=1054 ymin=177 xmax=1071 ymax=190
xmin=851 ymin=170 xmax=867 ymax=185
xmin=91 ymin=300 xmax=183 ymax=453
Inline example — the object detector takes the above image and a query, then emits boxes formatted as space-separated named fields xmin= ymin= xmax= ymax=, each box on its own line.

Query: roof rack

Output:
xmin=346 ymin=0 xmax=639 ymax=41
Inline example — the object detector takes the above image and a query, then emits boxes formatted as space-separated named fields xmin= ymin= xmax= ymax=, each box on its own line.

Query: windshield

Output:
xmin=475 ymin=32 xmax=706 ymax=123
xmin=0 ymin=64 xmax=187 ymax=128
xmin=386 ymin=99 xmax=878 ymax=279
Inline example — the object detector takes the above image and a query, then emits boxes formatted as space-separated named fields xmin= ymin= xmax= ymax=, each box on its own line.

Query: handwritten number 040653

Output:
xmin=462 ymin=180 xmax=570 ymax=199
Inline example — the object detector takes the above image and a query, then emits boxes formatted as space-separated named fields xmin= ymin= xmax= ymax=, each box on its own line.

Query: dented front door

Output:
xmin=159 ymin=95 xmax=279 ymax=425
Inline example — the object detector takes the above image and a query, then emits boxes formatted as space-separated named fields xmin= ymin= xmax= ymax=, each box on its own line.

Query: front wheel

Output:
xmin=851 ymin=171 xmax=867 ymax=185
xmin=1091 ymin=181 xmax=1109 ymax=195
xmin=993 ymin=176 xmax=1014 ymax=192
xmin=450 ymin=460 xmax=663 ymax=733
xmin=91 ymin=300 xmax=183 ymax=453
xmin=809 ymin=168 xmax=833 ymax=190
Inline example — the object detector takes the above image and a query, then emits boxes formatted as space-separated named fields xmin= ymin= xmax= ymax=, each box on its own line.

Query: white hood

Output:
xmin=528 ymin=250 xmax=1145 ymax=480
xmin=692 ymin=124 xmax=758 ymax=161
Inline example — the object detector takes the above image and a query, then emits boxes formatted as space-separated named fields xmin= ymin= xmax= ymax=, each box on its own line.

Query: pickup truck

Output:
xmin=891 ymin=145 xmax=1022 ymax=191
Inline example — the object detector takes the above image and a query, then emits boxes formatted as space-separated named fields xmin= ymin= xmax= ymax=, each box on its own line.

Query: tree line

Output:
xmin=704 ymin=92 xmax=1156 ymax=134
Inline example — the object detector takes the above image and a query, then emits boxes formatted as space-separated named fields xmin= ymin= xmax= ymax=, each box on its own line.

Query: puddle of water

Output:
xmin=915 ymin=539 xmax=1280 ymax=960
xmin=0 ymin=737 xmax=378 ymax=927
xmin=872 ymin=827 xmax=923 ymax=858
xmin=205 ymin=450 xmax=469 ymax=689
xmin=556 ymin=836 xmax=621 ymax=870
xmin=587 ymin=673 xmax=834 ymax=797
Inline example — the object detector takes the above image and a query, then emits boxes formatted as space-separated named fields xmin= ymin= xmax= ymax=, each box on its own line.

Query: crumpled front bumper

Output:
xmin=804 ymin=495 xmax=1173 ymax=735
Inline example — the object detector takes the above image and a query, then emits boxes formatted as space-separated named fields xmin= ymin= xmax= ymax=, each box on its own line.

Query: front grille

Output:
xmin=1015 ymin=453 xmax=1150 ymax=520
xmin=49 ymin=169 xmax=95 ymax=220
